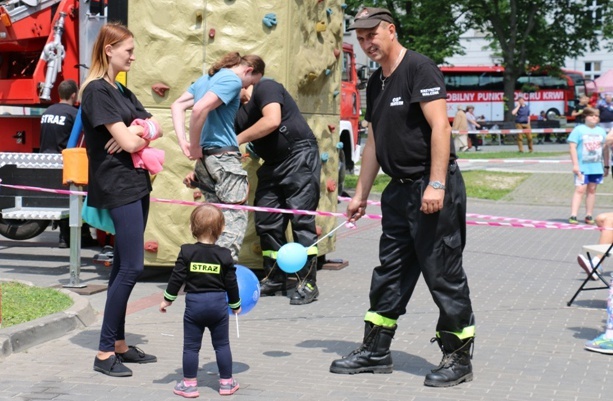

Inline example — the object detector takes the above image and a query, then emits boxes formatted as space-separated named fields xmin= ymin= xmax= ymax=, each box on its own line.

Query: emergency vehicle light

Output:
xmin=0 ymin=8 xmax=12 ymax=27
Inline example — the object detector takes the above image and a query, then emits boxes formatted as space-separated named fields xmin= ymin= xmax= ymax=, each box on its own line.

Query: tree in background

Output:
xmin=343 ymin=0 xmax=466 ymax=64
xmin=459 ymin=0 xmax=612 ymax=121
xmin=344 ymin=0 xmax=613 ymax=122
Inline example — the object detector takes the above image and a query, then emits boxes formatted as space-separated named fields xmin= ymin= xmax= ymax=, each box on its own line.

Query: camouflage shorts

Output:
xmin=195 ymin=153 xmax=248 ymax=204
xmin=194 ymin=154 xmax=248 ymax=261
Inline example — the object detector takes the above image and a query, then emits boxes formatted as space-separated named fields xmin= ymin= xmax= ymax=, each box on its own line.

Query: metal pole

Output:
xmin=64 ymin=183 xmax=85 ymax=288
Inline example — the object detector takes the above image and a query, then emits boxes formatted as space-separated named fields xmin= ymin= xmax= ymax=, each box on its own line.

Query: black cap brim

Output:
xmin=347 ymin=8 xmax=394 ymax=31
xmin=347 ymin=18 xmax=385 ymax=31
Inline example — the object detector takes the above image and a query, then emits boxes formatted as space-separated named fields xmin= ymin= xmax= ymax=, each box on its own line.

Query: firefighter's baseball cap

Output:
xmin=347 ymin=7 xmax=394 ymax=31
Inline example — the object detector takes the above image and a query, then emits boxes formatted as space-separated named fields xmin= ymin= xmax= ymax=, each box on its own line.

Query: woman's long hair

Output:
xmin=208 ymin=52 xmax=265 ymax=77
xmin=78 ymin=23 xmax=134 ymax=99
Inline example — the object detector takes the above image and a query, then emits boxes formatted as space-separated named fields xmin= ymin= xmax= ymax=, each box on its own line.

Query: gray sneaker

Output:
xmin=173 ymin=381 xmax=199 ymax=398
xmin=219 ymin=378 xmax=239 ymax=395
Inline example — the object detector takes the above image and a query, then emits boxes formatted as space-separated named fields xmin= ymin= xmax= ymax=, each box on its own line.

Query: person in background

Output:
xmin=329 ymin=7 xmax=475 ymax=388
xmin=536 ymin=110 xmax=552 ymax=144
xmin=597 ymin=93 xmax=613 ymax=131
xmin=512 ymin=96 xmax=532 ymax=152
xmin=572 ymin=95 xmax=590 ymax=125
xmin=81 ymin=23 xmax=161 ymax=377
xmin=451 ymin=105 xmax=469 ymax=152
xmin=568 ymin=107 xmax=609 ymax=225
xmin=160 ymin=204 xmax=241 ymax=397
xmin=40 ymin=79 xmax=92 ymax=248
xmin=40 ymin=79 xmax=78 ymax=154
xmin=171 ymin=52 xmax=265 ymax=262
xmin=465 ymin=105 xmax=481 ymax=151
xmin=577 ymin=127 xmax=613 ymax=280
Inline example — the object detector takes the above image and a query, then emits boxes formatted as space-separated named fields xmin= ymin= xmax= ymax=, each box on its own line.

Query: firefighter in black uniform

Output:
xmin=329 ymin=8 xmax=475 ymax=387
xmin=235 ymin=79 xmax=321 ymax=305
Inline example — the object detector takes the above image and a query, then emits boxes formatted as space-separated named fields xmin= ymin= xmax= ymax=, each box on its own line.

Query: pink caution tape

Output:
xmin=0 ymin=181 xmax=608 ymax=231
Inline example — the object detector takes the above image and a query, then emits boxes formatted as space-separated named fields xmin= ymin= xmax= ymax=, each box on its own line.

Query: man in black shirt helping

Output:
xmin=235 ymin=79 xmax=321 ymax=305
xmin=329 ymin=8 xmax=475 ymax=387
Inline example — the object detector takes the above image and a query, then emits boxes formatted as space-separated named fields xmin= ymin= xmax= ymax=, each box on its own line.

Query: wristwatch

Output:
xmin=428 ymin=181 xmax=446 ymax=190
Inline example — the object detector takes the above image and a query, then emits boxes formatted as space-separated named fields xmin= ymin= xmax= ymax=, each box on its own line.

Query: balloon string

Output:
xmin=309 ymin=220 xmax=349 ymax=248
xmin=235 ymin=314 xmax=240 ymax=338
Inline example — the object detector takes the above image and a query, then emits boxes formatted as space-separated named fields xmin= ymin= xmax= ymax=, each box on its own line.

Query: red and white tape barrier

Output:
xmin=456 ymin=159 xmax=571 ymax=164
xmin=0 ymin=181 xmax=607 ymax=231
xmin=451 ymin=128 xmax=572 ymax=135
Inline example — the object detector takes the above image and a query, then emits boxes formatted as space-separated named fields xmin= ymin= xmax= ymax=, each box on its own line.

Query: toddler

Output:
xmin=160 ymin=204 xmax=241 ymax=397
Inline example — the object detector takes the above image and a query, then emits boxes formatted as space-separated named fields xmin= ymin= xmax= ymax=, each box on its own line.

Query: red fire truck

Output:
xmin=0 ymin=0 xmax=103 ymax=240
xmin=339 ymin=42 xmax=363 ymax=175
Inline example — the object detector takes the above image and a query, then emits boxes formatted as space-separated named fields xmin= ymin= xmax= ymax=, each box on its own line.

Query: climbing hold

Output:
xmin=144 ymin=241 xmax=158 ymax=253
xmin=333 ymin=90 xmax=340 ymax=97
xmin=326 ymin=8 xmax=333 ymax=16
xmin=325 ymin=68 xmax=331 ymax=76
xmin=326 ymin=179 xmax=337 ymax=192
xmin=336 ymin=142 xmax=344 ymax=149
xmin=263 ymin=13 xmax=277 ymax=28
xmin=321 ymin=152 xmax=329 ymax=162
xmin=151 ymin=83 xmax=170 ymax=97
xmin=328 ymin=124 xmax=336 ymax=132
xmin=208 ymin=28 xmax=215 ymax=38
xmin=316 ymin=21 xmax=327 ymax=32
xmin=334 ymin=48 xmax=341 ymax=58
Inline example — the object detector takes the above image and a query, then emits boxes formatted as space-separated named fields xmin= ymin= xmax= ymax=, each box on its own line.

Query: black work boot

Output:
xmin=260 ymin=257 xmax=295 ymax=296
xmin=289 ymin=255 xmax=318 ymax=305
xmin=424 ymin=331 xmax=474 ymax=387
xmin=289 ymin=280 xmax=319 ymax=305
xmin=329 ymin=323 xmax=396 ymax=374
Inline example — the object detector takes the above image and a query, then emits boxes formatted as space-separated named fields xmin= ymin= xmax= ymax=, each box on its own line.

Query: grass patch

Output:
xmin=344 ymin=174 xmax=391 ymax=194
xmin=344 ymin=170 xmax=530 ymax=200
xmin=0 ymin=282 xmax=73 ymax=328
xmin=458 ymin=151 xmax=567 ymax=159
xmin=462 ymin=170 xmax=530 ymax=200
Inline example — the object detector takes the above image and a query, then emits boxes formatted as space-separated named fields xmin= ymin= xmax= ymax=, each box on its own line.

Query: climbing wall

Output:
xmin=127 ymin=0 xmax=345 ymax=268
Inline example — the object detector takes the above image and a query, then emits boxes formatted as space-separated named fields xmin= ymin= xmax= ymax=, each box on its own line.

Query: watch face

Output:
xmin=430 ymin=181 xmax=444 ymax=189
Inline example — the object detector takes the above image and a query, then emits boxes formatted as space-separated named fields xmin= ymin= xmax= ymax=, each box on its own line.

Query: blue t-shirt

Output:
xmin=188 ymin=69 xmax=242 ymax=148
xmin=515 ymin=104 xmax=530 ymax=123
xmin=567 ymin=124 xmax=608 ymax=175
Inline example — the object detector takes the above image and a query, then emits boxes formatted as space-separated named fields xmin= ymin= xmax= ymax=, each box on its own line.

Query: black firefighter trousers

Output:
xmin=255 ymin=140 xmax=321 ymax=279
xmin=366 ymin=163 xmax=475 ymax=335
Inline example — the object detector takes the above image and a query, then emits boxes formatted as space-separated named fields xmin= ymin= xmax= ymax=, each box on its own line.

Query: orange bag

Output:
xmin=62 ymin=148 xmax=88 ymax=186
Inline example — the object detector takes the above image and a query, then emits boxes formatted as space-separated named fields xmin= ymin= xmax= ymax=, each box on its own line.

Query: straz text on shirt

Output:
xmin=190 ymin=262 xmax=221 ymax=274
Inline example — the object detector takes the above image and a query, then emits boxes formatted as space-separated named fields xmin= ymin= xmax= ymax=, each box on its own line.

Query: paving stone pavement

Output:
xmin=1 ymin=143 xmax=613 ymax=400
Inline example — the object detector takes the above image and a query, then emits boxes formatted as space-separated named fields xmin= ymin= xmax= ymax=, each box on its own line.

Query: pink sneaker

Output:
xmin=219 ymin=378 xmax=239 ymax=395
xmin=173 ymin=381 xmax=199 ymax=398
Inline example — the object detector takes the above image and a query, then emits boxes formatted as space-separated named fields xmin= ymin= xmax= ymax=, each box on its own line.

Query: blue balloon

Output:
xmin=277 ymin=242 xmax=308 ymax=273
xmin=228 ymin=264 xmax=260 ymax=315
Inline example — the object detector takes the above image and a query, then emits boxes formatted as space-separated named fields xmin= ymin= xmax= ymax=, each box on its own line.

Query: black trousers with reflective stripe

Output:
xmin=370 ymin=163 xmax=474 ymax=333
xmin=255 ymin=140 xmax=321 ymax=260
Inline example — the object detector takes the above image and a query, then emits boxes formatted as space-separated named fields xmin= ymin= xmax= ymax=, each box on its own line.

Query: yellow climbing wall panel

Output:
xmin=127 ymin=0 xmax=344 ymax=268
